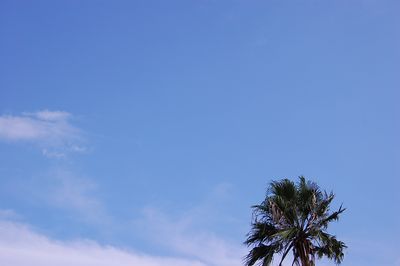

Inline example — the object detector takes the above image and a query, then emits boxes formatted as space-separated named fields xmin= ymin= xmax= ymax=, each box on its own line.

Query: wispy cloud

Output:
xmin=0 ymin=219 xmax=206 ymax=266
xmin=0 ymin=110 xmax=86 ymax=157
xmin=50 ymin=170 xmax=110 ymax=225
xmin=0 ymin=209 xmax=20 ymax=220
xmin=138 ymin=208 xmax=244 ymax=266
xmin=135 ymin=184 xmax=246 ymax=266
xmin=25 ymin=169 xmax=111 ymax=227
xmin=3 ymin=173 xmax=246 ymax=266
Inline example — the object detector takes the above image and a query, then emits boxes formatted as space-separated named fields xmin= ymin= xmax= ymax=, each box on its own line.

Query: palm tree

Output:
xmin=244 ymin=176 xmax=346 ymax=266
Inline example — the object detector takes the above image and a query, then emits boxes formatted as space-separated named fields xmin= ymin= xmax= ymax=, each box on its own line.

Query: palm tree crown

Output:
xmin=244 ymin=176 xmax=346 ymax=266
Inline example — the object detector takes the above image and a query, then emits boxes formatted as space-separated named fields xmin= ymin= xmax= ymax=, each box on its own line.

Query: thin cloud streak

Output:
xmin=0 ymin=110 xmax=86 ymax=157
xmin=29 ymin=110 xmax=71 ymax=121
xmin=0 ymin=110 xmax=77 ymax=141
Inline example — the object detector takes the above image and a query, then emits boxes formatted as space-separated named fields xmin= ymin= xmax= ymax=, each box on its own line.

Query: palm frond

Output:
xmin=244 ymin=244 xmax=279 ymax=266
xmin=314 ymin=231 xmax=346 ymax=264
xmin=245 ymin=222 xmax=278 ymax=245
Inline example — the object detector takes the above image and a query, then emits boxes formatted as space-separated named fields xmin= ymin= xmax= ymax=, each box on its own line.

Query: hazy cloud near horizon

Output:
xmin=0 ymin=219 xmax=208 ymax=266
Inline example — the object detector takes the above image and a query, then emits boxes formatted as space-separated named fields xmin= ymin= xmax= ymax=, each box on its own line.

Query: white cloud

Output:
xmin=0 ymin=220 xmax=206 ymax=266
xmin=0 ymin=110 xmax=85 ymax=157
xmin=0 ymin=116 xmax=50 ymax=140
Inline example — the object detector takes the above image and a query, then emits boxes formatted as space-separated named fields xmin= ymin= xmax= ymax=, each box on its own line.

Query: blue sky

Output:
xmin=0 ymin=0 xmax=399 ymax=265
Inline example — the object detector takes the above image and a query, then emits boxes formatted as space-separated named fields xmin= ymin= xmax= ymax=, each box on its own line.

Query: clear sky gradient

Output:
xmin=0 ymin=1 xmax=399 ymax=265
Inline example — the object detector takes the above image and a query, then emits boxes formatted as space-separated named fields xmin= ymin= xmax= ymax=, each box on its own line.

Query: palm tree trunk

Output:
xmin=299 ymin=243 xmax=309 ymax=266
